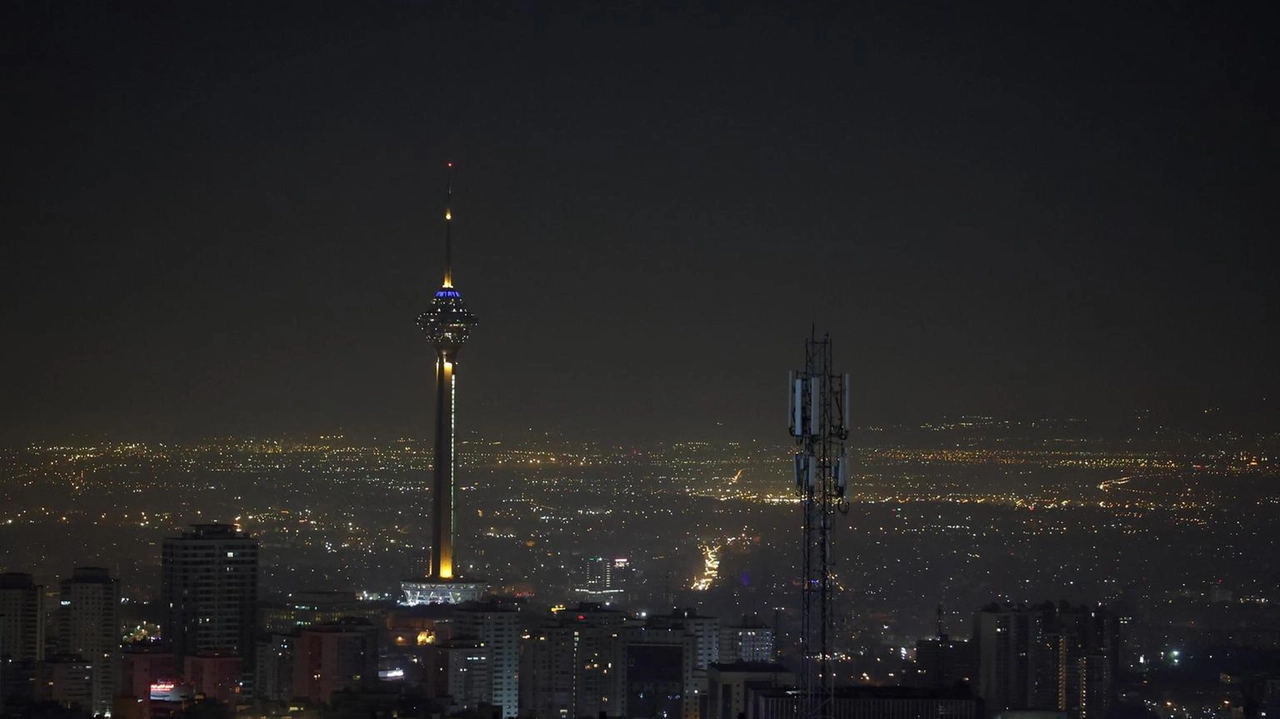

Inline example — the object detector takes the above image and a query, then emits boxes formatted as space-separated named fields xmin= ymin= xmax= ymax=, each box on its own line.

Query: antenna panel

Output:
xmin=842 ymin=373 xmax=851 ymax=434
xmin=808 ymin=376 xmax=821 ymax=437
xmin=790 ymin=373 xmax=803 ymax=437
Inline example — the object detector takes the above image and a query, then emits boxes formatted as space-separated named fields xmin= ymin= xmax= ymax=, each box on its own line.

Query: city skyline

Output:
xmin=2 ymin=3 xmax=1276 ymax=444
xmin=2 ymin=6 xmax=1277 ymax=717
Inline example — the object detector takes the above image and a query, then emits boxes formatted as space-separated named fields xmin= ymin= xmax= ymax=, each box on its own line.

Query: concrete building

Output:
xmin=706 ymin=662 xmax=793 ymax=719
xmin=161 ymin=524 xmax=259 ymax=662
xmin=454 ymin=600 xmax=520 ymax=718
xmin=974 ymin=603 xmax=1120 ymax=719
xmin=292 ymin=619 xmax=378 ymax=705
xmin=253 ymin=634 xmax=294 ymax=703
xmin=422 ymin=639 xmax=490 ymax=715
xmin=57 ymin=567 xmax=121 ymax=715
xmin=1077 ymin=655 xmax=1109 ymax=719
xmin=0 ymin=572 xmax=45 ymax=662
xmin=521 ymin=603 xmax=628 ymax=719
xmin=119 ymin=647 xmax=178 ymax=701
xmin=752 ymin=686 xmax=980 ymax=719
xmin=616 ymin=625 xmax=698 ymax=719
xmin=36 ymin=655 xmax=94 ymax=711
xmin=1 ymin=572 xmax=45 ymax=708
xmin=974 ymin=604 xmax=1057 ymax=714
xmin=720 ymin=617 xmax=775 ymax=663
xmin=575 ymin=557 xmax=633 ymax=604
xmin=184 ymin=652 xmax=243 ymax=704
xmin=649 ymin=608 xmax=720 ymax=671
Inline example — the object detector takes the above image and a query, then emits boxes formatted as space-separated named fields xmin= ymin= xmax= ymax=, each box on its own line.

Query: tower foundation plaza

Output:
xmin=400 ymin=578 xmax=486 ymax=605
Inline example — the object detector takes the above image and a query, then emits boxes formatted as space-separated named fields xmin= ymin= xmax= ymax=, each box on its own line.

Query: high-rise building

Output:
xmin=402 ymin=166 xmax=485 ymax=607
xmin=576 ymin=557 xmax=633 ymax=603
xmin=1053 ymin=604 xmax=1120 ymax=719
xmin=35 ymin=655 xmax=94 ymax=711
xmin=648 ymin=608 xmax=720 ymax=671
xmin=616 ymin=625 xmax=699 ymax=719
xmin=57 ymin=567 xmax=120 ymax=715
xmin=453 ymin=600 xmax=519 ymax=718
xmin=1077 ymin=655 xmax=1110 ymax=719
xmin=974 ymin=604 xmax=1057 ymax=714
xmin=720 ymin=616 xmax=776 ymax=663
xmin=161 ymin=524 xmax=259 ymax=662
xmin=1 ymin=572 xmax=45 ymax=709
xmin=521 ymin=603 xmax=629 ymax=719
xmin=520 ymin=624 xmax=574 ymax=719
xmin=422 ymin=639 xmax=491 ymax=715
xmin=292 ymin=619 xmax=378 ymax=705
xmin=974 ymin=602 xmax=1120 ymax=719
xmin=0 ymin=572 xmax=45 ymax=662
xmin=253 ymin=634 xmax=294 ymax=703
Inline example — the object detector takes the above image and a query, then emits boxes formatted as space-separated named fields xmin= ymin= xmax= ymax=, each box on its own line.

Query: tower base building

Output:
xmin=400 ymin=578 xmax=486 ymax=606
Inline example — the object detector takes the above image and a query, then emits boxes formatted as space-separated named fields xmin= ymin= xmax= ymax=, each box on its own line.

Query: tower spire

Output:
xmin=443 ymin=162 xmax=454 ymax=289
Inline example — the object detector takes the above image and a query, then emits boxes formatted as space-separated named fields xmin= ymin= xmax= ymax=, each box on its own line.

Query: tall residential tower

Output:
xmin=56 ymin=567 xmax=120 ymax=716
xmin=161 ymin=523 xmax=259 ymax=662
xmin=402 ymin=165 xmax=484 ymax=606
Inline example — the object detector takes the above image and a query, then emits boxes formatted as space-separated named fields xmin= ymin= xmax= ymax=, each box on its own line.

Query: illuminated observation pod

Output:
xmin=418 ymin=288 xmax=477 ymax=347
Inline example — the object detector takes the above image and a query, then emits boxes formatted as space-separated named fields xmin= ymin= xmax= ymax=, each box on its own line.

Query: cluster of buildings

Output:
xmin=0 ymin=523 xmax=787 ymax=719
xmin=0 ymin=525 xmax=261 ymax=718
xmin=1 ymin=568 xmax=120 ymax=716
xmin=912 ymin=603 xmax=1122 ymax=719
xmin=1 ymin=523 xmax=1138 ymax=719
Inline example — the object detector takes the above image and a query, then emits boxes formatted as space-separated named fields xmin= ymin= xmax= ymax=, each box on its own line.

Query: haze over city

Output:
xmin=3 ymin=2 xmax=1275 ymax=443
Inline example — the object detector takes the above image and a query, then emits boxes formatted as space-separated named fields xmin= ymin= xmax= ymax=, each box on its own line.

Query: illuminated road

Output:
xmin=691 ymin=543 xmax=721 ymax=591
xmin=1098 ymin=475 xmax=1135 ymax=491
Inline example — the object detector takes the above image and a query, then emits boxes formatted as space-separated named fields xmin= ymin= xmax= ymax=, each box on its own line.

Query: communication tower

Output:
xmin=788 ymin=332 xmax=851 ymax=719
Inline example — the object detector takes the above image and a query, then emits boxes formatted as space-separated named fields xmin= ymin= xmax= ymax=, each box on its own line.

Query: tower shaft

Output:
xmin=431 ymin=348 xmax=457 ymax=579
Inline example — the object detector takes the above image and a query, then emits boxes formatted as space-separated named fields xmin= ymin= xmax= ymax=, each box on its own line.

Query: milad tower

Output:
xmin=402 ymin=164 xmax=486 ymax=605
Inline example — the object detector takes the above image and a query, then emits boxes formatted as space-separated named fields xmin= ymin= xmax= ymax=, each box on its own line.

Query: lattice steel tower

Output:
xmin=402 ymin=164 xmax=484 ymax=605
xmin=788 ymin=333 xmax=851 ymax=719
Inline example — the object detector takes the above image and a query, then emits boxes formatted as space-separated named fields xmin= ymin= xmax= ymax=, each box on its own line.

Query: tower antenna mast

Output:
xmin=443 ymin=162 xmax=454 ymax=289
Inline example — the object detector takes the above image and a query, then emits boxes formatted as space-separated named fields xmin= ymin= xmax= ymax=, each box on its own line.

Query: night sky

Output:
xmin=2 ymin=2 xmax=1276 ymax=443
